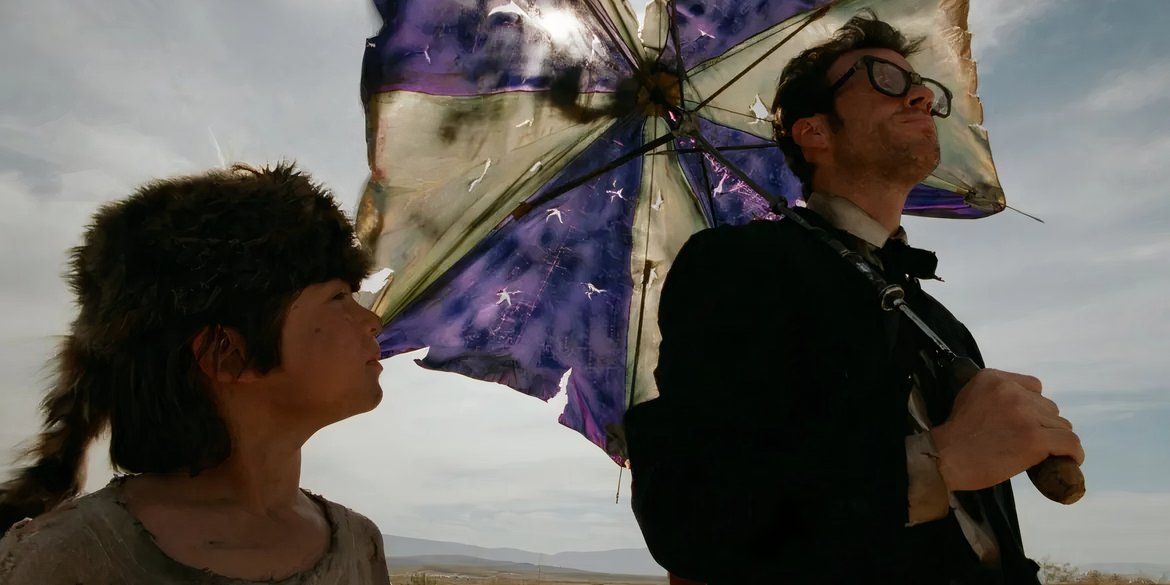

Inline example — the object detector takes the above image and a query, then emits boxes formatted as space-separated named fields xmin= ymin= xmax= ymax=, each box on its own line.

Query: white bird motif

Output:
xmin=422 ymin=45 xmax=432 ymax=64
xmin=468 ymin=159 xmax=492 ymax=192
xmin=545 ymin=208 xmax=565 ymax=223
xmin=651 ymin=190 xmax=665 ymax=211
xmin=516 ymin=119 xmax=534 ymax=128
xmin=713 ymin=173 xmax=729 ymax=196
xmin=605 ymin=180 xmax=625 ymax=201
xmin=583 ymin=283 xmax=607 ymax=299
xmin=496 ymin=288 xmax=520 ymax=307
xmin=698 ymin=29 xmax=716 ymax=40
xmin=748 ymin=94 xmax=773 ymax=125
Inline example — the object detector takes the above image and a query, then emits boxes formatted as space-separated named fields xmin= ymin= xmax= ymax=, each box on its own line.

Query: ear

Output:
xmin=790 ymin=115 xmax=832 ymax=153
xmin=191 ymin=326 xmax=260 ymax=384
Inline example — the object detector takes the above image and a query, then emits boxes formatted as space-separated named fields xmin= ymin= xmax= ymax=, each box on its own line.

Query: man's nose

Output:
xmin=905 ymin=82 xmax=935 ymax=114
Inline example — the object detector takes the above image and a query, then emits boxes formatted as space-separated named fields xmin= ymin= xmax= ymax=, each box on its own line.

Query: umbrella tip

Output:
xmin=1005 ymin=204 xmax=1045 ymax=223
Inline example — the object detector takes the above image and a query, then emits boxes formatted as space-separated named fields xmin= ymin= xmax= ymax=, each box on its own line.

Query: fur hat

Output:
xmin=74 ymin=162 xmax=371 ymax=357
xmin=0 ymin=163 xmax=372 ymax=534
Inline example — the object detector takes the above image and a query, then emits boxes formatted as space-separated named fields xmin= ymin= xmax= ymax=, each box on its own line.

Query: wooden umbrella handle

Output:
xmin=946 ymin=356 xmax=1086 ymax=505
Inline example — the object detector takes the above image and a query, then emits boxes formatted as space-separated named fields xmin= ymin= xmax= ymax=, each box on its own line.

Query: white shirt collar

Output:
xmin=805 ymin=192 xmax=905 ymax=248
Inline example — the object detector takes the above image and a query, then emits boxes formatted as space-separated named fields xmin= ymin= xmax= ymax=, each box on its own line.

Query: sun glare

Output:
xmin=537 ymin=9 xmax=582 ymax=41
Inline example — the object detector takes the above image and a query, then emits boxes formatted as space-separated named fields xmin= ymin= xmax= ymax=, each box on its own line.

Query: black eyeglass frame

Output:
xmin=827 ymin=55 xmax=954 ymax=118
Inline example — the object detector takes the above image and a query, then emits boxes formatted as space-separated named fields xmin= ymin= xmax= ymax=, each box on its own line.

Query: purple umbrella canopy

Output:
xmin=355 ymin=0 xmax=1004 ymax=463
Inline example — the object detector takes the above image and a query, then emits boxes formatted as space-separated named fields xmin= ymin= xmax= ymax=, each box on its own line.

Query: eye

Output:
xmin=332 ymin=291 xmax=350 ymax=301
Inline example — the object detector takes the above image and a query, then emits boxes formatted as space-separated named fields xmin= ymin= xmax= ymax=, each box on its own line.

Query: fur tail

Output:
xmin=0 ymin=336 xmax=109 ymax=536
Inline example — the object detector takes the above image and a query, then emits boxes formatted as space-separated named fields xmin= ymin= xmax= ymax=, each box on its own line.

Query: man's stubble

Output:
xmin=835 ymin=118 xmax=941 ymax=189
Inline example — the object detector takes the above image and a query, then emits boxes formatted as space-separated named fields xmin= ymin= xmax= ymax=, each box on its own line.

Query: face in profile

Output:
xmin=266 ymin=278 xmax=385 ymax=429
xmin=824 ymin=47 xmax=942 ymax=184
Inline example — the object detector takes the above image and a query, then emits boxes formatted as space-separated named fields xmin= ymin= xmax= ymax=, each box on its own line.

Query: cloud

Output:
xmin=1012 ymin=486 xmax=1170 ymax=565
xmin=1075 ymin=61 xmax=1170 ymax=114
xmin=295 ymin=350 xmax=646 ymax=553
xmin=1063 ymin=396 xmax=1170 ymax=426
xmin=2 ymin=0 xmax=1167 ymax=565
xmin=0 ymin=172 xmax=100 ymax=340
xmin=967 ymin=0 xmax=1058 ymax=59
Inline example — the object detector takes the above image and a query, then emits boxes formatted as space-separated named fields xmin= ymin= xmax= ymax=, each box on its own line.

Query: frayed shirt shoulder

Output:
xmin=0 ymin=496 xmax=110 ymax=584
xmin=2 ymin=481 xmax=391 ymax=585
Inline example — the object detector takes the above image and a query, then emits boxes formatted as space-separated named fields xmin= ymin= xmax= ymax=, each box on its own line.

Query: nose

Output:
xmin=361 ymin=305 xmax=382 ymax=336
xmin=905 ymin=82 xmax=935 ymax=115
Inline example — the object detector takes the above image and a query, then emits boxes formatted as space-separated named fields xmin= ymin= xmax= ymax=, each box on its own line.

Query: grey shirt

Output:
xmin=0 ymin=477 xmax=390 ymax=585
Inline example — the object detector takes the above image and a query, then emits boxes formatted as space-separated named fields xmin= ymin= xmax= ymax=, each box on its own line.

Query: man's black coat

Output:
xmin=624 ymin=210 xmax=1042 ymax=584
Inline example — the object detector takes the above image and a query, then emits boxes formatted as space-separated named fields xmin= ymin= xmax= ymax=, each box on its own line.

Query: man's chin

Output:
xmin=903 ymin=136 xmax=941 ymax=177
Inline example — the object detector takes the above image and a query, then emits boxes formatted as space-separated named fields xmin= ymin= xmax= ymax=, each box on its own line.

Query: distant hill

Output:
xmin=393 ymin=554 xmax=636 ymax=576
xmin=386 ymin=535 xmax=1170 ymax=582
xmin=391 ymin=554 xmax=668 ymax=584
xmin=384 ymin=534 xmax=664 ymax=576
xmin=1081 ymin=563 xmax=1170 ymax=581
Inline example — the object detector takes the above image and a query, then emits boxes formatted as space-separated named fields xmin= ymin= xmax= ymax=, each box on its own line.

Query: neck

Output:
xmin=172 ymin=398 xmax=311 ymax=514
xmin=813 ymin=170 xmax=912 ymax=235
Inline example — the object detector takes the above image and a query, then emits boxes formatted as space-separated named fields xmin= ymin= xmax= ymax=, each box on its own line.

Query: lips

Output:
xmin=899 ymin=114 xmax=935 ymax=126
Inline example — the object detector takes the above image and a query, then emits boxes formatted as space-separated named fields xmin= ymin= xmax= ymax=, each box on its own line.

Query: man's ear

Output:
xmin=191 ymin=326 xmax=260 ymax=384
xmin=791 ymin=115 xmax=831 ymax=153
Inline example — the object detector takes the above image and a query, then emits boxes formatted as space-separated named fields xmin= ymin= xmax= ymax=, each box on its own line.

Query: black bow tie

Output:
xmin=877 ymin=238 xmax=941 ymax=281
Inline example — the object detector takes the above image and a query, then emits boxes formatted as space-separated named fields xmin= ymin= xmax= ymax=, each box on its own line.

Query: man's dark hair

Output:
xmin=0 ymin=163 xmax=372 ymax=535
xmin=772 ymin=12 xmax=925 ymax=196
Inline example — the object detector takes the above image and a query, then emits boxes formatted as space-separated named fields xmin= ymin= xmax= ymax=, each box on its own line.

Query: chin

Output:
xmin=320 ymin=382 xmax=384 ymax=426
xmin=365 ymin=384 xmax=384 ymax=410
xmin=904 ymin=136 xmax=941 ymax=172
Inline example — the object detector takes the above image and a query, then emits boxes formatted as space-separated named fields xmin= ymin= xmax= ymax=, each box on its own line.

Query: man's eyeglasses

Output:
xmin=827 ymin=55 xmax=953 ymax=118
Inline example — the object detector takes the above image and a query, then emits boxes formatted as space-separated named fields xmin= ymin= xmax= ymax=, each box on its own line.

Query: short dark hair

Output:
xmin=0 ymin=163 xmax=372 ymax=534
xmin=771 ymin=13 xmax=924 ymax=196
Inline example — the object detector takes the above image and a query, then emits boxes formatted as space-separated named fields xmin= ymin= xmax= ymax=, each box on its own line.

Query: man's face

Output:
xmin=822 ymin=47 xmax=941 ymax=184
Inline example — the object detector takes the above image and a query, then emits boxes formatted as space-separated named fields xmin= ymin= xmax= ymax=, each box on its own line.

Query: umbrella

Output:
xmin=355 ymin=0 xmax=1005 ymax=464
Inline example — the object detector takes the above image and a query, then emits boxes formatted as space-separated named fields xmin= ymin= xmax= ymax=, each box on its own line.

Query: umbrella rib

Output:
xmin=690 ymin=2 xmax=836 ymax=113
xmin=1005 ymin=204 xmax=1045 ymax=223
xmin=510 ymin=130 xmax=676 ymax=220
xmin=684 ymin=13 xmax=809 ymax=79
xmin=691 ymin=132 xmax=908 ymax=307
xmin=582 ymin=0 xmax=640 ymax=74
xmin=690 ymin=133 xmax=786 ymax=211
xmin=627 ymin=117 xmax=662 ymax=417
xmin=651 ymin=2 xmax=670 ymax=71
xmin=667 ymin=0 xmax=689 ymax=102
xmin=650 ymin=143 xmax=779 ymax=155
xmin=684 ymin=99 xmax=774 ymax=126
xmin=694 ymin=140 xmax=721 ymax=228
xmin=925 ymin=172 xmax=976 ymax=196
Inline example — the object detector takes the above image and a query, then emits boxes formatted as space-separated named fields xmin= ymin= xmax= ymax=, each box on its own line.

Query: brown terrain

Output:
xmin=386 ymin=561 xmax=1168 ymax=585
xmin=391 ymin=568 xmax=666 ymax=585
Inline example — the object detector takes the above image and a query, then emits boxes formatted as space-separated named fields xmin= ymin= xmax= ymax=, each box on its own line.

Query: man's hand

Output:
xmin=929 ymin=369 xmax=1085 ymax=492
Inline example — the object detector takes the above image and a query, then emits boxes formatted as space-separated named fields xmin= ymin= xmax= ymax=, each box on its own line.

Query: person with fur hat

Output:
xmin=0 ymin=163 xmax=391 ymax=584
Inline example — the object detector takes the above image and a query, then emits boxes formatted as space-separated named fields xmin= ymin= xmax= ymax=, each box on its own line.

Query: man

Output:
xmin=624 ymin=15 xmax=1084 ymax=585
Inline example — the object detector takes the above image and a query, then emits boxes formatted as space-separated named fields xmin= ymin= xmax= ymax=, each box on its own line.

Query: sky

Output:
xmin=1 ymin=0 xmax=1168 ymax=570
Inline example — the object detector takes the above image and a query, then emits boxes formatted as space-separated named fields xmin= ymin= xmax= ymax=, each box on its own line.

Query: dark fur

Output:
xmin=771 ymin=12 xmax=924 ymax=196
xmin=0 ymin=163 xmax=372 ymax=535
